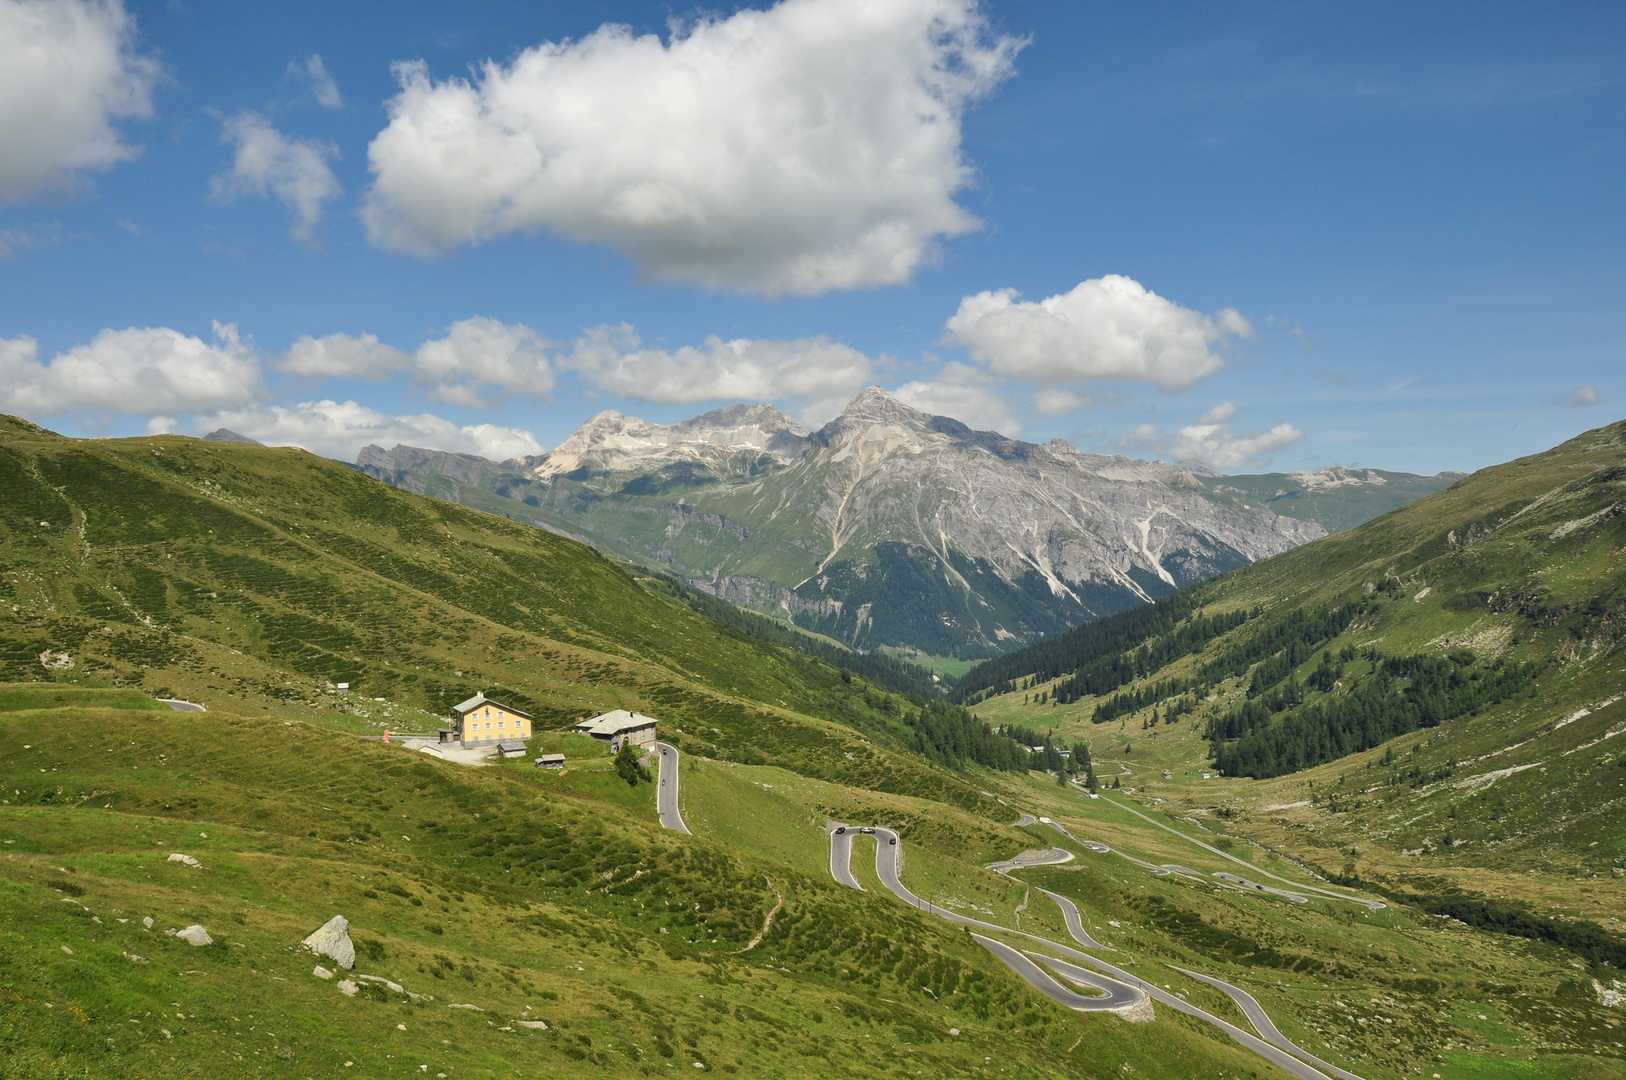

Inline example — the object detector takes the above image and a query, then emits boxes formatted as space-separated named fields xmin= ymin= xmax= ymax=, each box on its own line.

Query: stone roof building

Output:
xmin=574 ymin=709 xmax=657 ymax=752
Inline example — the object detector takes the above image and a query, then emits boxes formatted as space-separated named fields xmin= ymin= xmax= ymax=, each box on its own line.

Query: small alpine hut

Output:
xmin=443 ymin=692 xmax=533 ymax=748
xmin=574 ymin=709 xmax=657 ymax=753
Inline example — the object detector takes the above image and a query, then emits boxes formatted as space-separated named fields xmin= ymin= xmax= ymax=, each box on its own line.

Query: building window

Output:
xmin=498 ymin=721 xmax=505 ymax=728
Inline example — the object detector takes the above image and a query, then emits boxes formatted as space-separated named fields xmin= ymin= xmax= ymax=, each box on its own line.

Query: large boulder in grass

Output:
xmin=176 ymin=925 xmax=212 ymax=946
xmin=302 ymin=915 xmax=355 ymax=970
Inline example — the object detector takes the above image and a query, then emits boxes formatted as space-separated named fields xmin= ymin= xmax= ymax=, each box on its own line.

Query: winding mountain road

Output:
xmin=654 ymin=742 xmax=689 ymax=835
xmin=1092 ymin=792 xmax=1382 ymax=909
xmin=831 ymin=825 xmax=1146 ymax=1013
xmin=984 ymin=847 xmax=1074 ymax=873
xmin=1170 ymin=966 xmax=1366 ymax=1080
xmin=652 ymin=750 xmax=1365 ymax=1080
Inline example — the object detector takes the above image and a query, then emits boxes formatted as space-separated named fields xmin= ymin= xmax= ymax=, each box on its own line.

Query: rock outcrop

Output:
xmin=176 ymin=925 xmax=212 ymax=946
xmin=302 ymin=915 xmax=355 ymax=970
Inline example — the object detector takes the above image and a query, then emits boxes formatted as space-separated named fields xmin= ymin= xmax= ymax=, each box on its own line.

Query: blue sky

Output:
xmin=0 ymin=0 xmax=1620 ymax=474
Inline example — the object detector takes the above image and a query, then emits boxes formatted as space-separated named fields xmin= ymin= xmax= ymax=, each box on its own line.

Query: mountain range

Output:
xmin=359 ymin=388 xmax=1459 ymax=663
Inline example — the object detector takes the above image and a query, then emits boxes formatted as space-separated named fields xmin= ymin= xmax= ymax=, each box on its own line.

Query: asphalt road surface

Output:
xmin=1096 ymin=793 xmax=1383 ymax=909
xmin=654 ymin=751 xmax=1363 ymax=1079
xmin=827 ymin=826 xmax=865 ymax=889
xmin=1171 ymin=966 xmax=1367 ymax=1080
xmin=158 ymin=699 xmax=206 ymax=712
xmin=830 ymin=826 xmax=1364 ymax=1080
xmin=970 ymin=935 xmax=1142 ymax=1011
xmin=654 ymin=742 xmax=690 ymax=835
xmin=984 ymin=847 xmax=1074 ymax=874
xmin=1036 ymin=889 xmax=1113 ymax=950
xmin=831 ymin=826 xmax=1146 ymax=1013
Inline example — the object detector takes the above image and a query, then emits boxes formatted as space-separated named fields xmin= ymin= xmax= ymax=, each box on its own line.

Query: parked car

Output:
xmin=834 ymin=826 xmax=846 ymax=835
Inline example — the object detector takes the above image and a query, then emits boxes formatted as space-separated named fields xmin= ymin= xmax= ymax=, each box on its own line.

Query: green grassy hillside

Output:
xmin=3 ymin=415 xmax=1623 ymax=1080
xmin=0 ymin=415 xmax=990 ymax=809
xmin=1 ymin=702 xmax=1273 ymax=1080
xmin=959 ymin=419 xmax=1626 ymax=959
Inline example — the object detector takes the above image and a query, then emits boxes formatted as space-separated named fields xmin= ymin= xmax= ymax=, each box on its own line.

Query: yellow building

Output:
xmin=442 ymin=692 xmax=532 ymax=747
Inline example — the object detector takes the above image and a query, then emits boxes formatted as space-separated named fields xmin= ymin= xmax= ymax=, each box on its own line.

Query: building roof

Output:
xmin=496 ymin=739 xmax=528 ymax=752
xmin=450 ymin=691 xmax=531 ymax=719
xmin=537 ymin=753 xmax=566 ymax=762
xmin=575 ymin=709 xmax=657 ymax=736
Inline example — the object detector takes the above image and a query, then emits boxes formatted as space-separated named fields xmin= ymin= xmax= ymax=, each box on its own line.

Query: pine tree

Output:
xmin=614 ymin=740 xmax=653 ymax=787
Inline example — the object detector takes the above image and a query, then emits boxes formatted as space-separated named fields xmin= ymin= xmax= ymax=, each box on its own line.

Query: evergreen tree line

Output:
xmin=1198 ymin=602 xmax=1362 ymax=685
xmin=1047 ymin=606 xmax=1256 ymax=705
xmin=906 ymin=701 xmax=1033 ymax=772
xmin=1091 ymin=676 xmax=1199 ymax=723
xmin=952 ymin=587 xmax=1217 ymax=700
xmin=1138 ymin=694 xmax=1198 ymax=729
xmin=1209 ymin=650 xmax=1541 ymax=779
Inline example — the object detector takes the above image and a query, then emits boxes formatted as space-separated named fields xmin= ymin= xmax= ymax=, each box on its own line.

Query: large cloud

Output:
xmin=280 ymin=331 xmax=412 ymax=381
xmin=201 ymin=400 xmax=544 ymax=462
xmin=0 ymin=322 xmax=262 ymax=416
xmin=0 ymin=0 xmax=160 ymax=203
xmin=211 ymin=113 xmax=342 ymax=242
xmin=1126 ymin=402 xmax=1303 ymax=471
xmin=361 ymin=0 xmax=1021 ymax=295
xmin=416 ymin=317 xmax=553 ymax=406
xmin=277 ymin=318 xmax=553 ymax=406
xmin=946 ymin=274 xmax=1252 ymax=391
xmin=560 ymin=324 xmax=872 ymax=420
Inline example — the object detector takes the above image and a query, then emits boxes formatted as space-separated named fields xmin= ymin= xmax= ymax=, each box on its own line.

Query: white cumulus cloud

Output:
xmin=416 ymin=317 xmax=553 ymax=406
xmin=946 ymin=274 xmax=1252 ymax=391
xmin=361 ymin=0 xmax=1022 ymax=295
xmin=200 ymin=400 xmax=545 ymax=462
xmin=561 ymin=324 xmax=872 ymax=421
xmin=0 ymin=0 xmax=159 ymax=203
xmin=211 ymin=112 xmax=342 ymax=242
xmin=276 ymin=318 xmax=554 ymax=406
xmin=1125 ymin=403 xmax=1303 ymax=471
xmin=0 ymin=322 xmax=262 ymax=417
xmin=280 ymin=331 xmax=412 ymax=381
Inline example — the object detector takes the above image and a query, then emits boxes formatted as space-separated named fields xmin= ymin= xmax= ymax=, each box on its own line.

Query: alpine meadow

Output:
xmin=1 ymin=1 xmax=1623 ymax=1079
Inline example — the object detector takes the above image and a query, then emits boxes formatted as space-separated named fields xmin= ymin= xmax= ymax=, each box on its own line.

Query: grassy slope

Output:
xmin=0 ymin=419 xmax=1287 ymax=1079
xmin=956 ymin=421 xmax=1626 ymax=1069
xmin=971 ymin=419 xmax=1626 ymax=890
xmin=0 ymin=702 xmax=1301 ymax=1080
xmin=4 ymin=417 xmax=1621 ymax=1079
xmin=0 ymin=416 xmax=987 ymax=811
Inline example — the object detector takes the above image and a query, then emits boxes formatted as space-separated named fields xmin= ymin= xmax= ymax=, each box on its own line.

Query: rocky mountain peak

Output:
xmin=203 ymin=428 xmax=263 ymax=445
xmin=527 ymin=402 xmax=811 ymax=480
xmin=825 ymin=386 xmax=940 ymax=433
